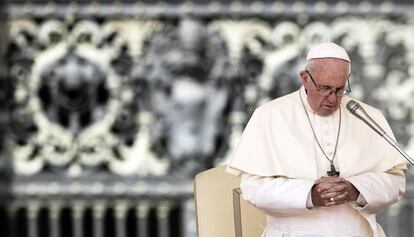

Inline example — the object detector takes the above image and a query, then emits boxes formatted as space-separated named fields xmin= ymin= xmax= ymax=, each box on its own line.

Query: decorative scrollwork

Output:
xmin=7 ymin=19 xmax=169 ymax=176
xmin=4 ymin=14 xmax=414 ymax=176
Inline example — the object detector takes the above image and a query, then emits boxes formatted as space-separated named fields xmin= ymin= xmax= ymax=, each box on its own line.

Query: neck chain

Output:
xmin=299 ymin=90 xmax=342 ymax=176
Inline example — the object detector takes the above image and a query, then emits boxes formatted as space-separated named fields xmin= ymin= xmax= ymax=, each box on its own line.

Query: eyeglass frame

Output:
xmin=305 ymin=70 xmax=352 ymax=97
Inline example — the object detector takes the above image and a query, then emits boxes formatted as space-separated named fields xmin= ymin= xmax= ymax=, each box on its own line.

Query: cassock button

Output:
xmin=323 ymin=131 xmax=329 ymax=135
xmin=328 ymin=151 xmax=333 ymax=156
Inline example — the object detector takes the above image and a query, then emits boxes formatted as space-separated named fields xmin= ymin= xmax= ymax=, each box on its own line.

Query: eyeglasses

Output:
xmin=305 ymin=70 xmax=351 ymax=97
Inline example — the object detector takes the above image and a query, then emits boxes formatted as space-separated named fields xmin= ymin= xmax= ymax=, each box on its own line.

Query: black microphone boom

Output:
xmin=346 ymin=100 xmax=414 ymax=165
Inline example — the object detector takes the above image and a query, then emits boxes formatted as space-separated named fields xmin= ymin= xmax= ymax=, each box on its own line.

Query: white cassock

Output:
xmin=227 ymin=87 xmax=406 ymax=237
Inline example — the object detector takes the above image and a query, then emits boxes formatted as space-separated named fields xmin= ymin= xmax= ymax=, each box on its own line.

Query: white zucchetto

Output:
xmin=306 ymin=42 xmax=351 ymax=62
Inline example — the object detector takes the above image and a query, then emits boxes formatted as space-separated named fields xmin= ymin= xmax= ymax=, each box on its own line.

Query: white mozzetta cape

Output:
xmin=227 ymin=88 xmax=407 ymax=236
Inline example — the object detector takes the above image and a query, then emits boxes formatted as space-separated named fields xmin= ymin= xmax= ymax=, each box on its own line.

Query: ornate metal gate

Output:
xmin=1 ymin=0 xmax=414 ymax=236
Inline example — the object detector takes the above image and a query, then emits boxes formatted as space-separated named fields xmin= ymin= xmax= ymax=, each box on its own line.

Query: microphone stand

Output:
xmin=382 ymin=134 xmax=414 ymax=166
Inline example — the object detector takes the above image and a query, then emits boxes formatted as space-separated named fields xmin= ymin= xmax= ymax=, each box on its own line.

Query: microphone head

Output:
xmin=346 ymin=99 xmax=387 ymax=136
xmin=346 ymin=100 xmax=361 ymax=114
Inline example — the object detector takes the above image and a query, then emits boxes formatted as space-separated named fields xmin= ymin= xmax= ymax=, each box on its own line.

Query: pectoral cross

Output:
xmin=327 ymin=164 xmax=340 ymax=177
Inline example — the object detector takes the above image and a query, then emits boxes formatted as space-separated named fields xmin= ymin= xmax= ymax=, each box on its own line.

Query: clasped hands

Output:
xmin=311 ymin=176 xmax=359 ymax=207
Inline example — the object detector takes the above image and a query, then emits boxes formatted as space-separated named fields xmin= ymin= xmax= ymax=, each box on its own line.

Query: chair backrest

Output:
xmin=194 ymin=165 xmax=266 ymax=237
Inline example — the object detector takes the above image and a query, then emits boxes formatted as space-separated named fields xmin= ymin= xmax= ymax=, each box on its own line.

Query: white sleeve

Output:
xmin=349 ymin=194 xmax=368 ymax=211
xmin=240 ymin=173 xmax=315 ymax=216
xmin=347 ymin=168 xmax=405 ymax=214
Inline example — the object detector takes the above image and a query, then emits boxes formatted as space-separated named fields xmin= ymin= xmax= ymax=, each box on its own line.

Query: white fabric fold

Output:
xmin=227 ymin=88 xmax=406 ymax=179
xmin=227 ymin=87 xmax=407 ymax=237
xmin=241 ymin=174 xmax=314 ymax=216
xmin=347 ymin=168 xmax=405 ymax=214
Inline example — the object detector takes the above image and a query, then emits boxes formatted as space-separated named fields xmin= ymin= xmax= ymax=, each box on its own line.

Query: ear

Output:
xmin=299 ymin=71 xmax=308 ymax=86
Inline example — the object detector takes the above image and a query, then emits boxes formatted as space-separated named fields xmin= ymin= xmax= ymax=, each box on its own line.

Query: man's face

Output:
xmin=300 ymin=59 xmax=350 ymax=116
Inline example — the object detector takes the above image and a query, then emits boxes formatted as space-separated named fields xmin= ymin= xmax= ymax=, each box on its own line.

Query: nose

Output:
xmin=327 ymin=91 xmax=339 ymax=104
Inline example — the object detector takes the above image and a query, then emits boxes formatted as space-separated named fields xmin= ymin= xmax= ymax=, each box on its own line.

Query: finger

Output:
xmin=314 ymin=178 xmax=326 ymax=184
xmin=316 ymin=184 xmax=333 ymax=193
xmin=321 ymin=192 xmax=338 ymax=199
xmin=317 ymin=180 xmax=348 ymax=190
xmin=314 ymin=176 xmax=337 ymax=184
xmin=316 ymin=182 xmax=343 ymax=193
xmin=333 ymin=191 xmax=349 ymax=202
xmin=311 ymin=192 xmax=325 ymax=207
xmin=324 ymin=195 xmax=347 ymax=206
xmin=315 ymin=177 xmax=345 ymax=185
xmin=315 ymin=176 xmax=335 ymax=182
xmin=321 ymin=190 xmax=348 ymax=200
xmin=316 ymin=185 xmax=335 ymax=193
xmin=320 ymin=184 xmax=348 ymax=194
xmin=324 ymin=177 xmax=345 ymax=183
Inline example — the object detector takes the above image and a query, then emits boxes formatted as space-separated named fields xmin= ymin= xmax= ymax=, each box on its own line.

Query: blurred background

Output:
xmin=0 ymin=0 xmax=414 ymax=236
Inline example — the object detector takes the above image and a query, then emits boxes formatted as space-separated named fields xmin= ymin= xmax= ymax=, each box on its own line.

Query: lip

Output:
xmin=322 ymin=105 xmax=336 ymax=109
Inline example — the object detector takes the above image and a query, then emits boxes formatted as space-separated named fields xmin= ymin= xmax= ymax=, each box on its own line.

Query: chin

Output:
xmin=317 ymin=112 xmax=332 ymax=117
xmin=317 ymin=107 xmax=337 ymax=116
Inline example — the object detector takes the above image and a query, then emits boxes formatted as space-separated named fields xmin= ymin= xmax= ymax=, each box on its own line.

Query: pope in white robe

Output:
xmin=226 ymin=42 xmax=407 ymax=237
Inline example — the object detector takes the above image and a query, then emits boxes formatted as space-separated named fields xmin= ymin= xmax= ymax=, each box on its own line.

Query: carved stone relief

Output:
xmin=3 ymin=14 xmax=414 ymax=177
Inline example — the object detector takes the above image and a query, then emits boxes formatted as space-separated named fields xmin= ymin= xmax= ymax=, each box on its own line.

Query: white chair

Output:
xmin=194 ymin=166 xmax=266 ymax=237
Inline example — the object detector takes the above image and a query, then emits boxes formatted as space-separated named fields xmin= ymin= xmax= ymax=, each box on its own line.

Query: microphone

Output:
xmin=346 ymin=100 xmax=414 ymax=165
xmin=346 ymin=100 xmax=386 ymax=137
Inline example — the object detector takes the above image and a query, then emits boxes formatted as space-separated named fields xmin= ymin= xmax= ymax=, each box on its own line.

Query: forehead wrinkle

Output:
xmin=305 ymin=58 xmax=350 ymax=86
xmin=305 ymin=58 xmax=349 ymax=73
